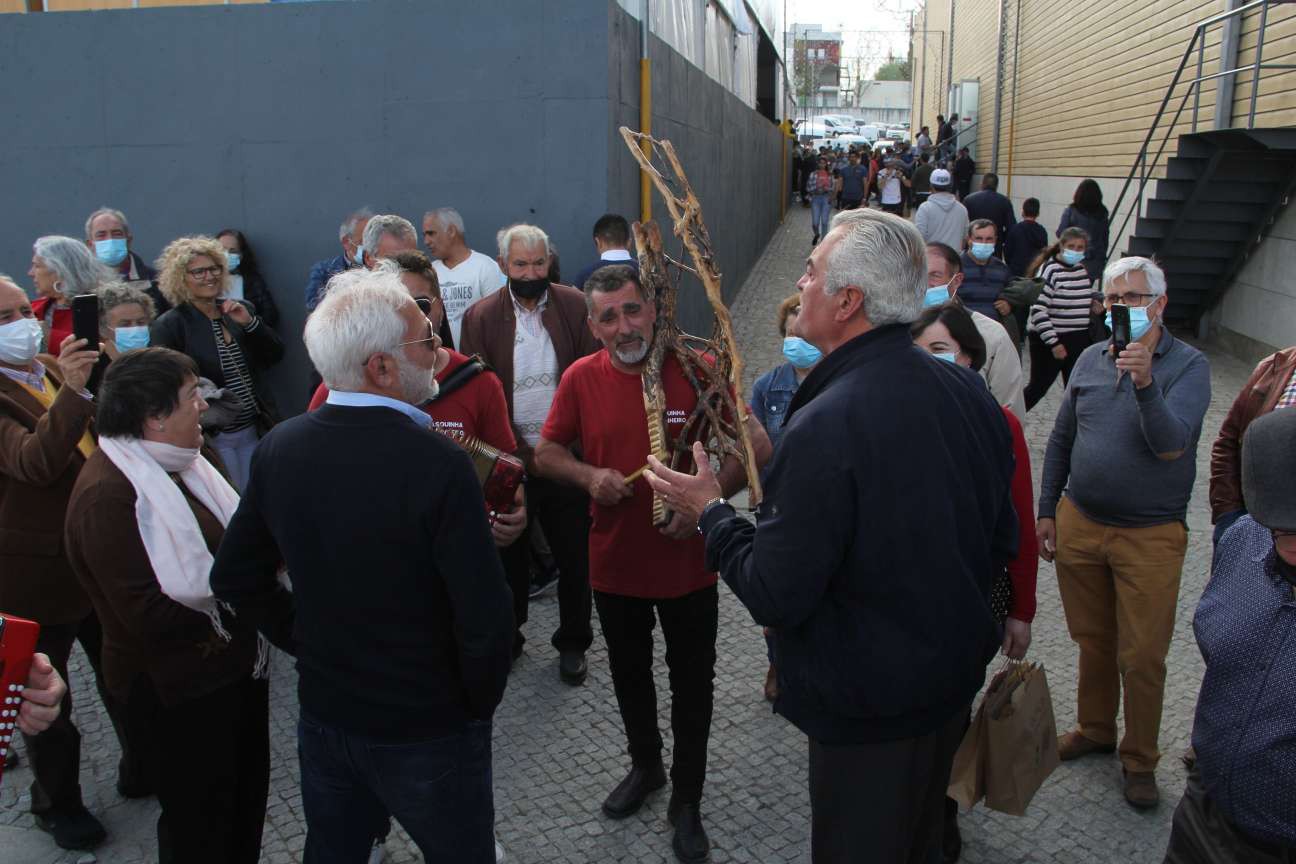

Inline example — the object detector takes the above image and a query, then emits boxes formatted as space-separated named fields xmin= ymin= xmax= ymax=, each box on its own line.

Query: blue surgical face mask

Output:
xmin=352 ymin=243 xmax=365 ymax=267
xmin=1104 ymin=304 xmax=1157 ymax=342
xmin=923 ymin=282 xmax=951 ymax=308
xmin=782 ymin=336 xmax=822 ymax=369
xmin=970 ymin=242 xmax=995 ymax=261
xmin=113 ymin=325 xmax=150 ymax=353
xmin=933 ymin=352 xmax=959 ymax=364
xmin=225 ymin=252 xmax=242 ymax=272
xmin=94 ymin=237 xmax=129 ymax=266
xmin=1060 ymin=249 xmax=1085 ymax=266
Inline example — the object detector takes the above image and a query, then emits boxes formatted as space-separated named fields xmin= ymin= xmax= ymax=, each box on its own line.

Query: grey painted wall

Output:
xmin=0 ymin=0 xmax=784 ymax=412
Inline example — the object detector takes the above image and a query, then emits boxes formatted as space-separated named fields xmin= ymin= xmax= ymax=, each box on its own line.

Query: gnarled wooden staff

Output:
xmin=619 ymin=126 xmax=762 ymax=525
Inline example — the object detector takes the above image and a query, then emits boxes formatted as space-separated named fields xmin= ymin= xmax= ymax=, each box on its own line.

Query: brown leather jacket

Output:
xmin=1209 ymin=346 xmax=1296 ymax=522
xmin=457 ymin=283 xmax=599 ymax=467
xmin=0 ymin=355 xmax=95 ymax=625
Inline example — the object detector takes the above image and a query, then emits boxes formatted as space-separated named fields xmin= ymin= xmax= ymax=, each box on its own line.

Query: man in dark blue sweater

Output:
xmin=645 ymin=209 xmax=1016 ymax=864
xmin=212 ymin=266 xmax=514 ymax=864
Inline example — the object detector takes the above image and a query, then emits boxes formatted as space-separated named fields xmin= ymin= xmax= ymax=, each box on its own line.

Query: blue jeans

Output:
xmin=298 ymin=714 xmax=495 ymax=864
xmin=811 ymin=195 xmax=832 ymax=238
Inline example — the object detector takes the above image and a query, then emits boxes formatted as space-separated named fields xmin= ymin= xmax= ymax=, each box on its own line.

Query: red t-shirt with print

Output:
xmin=307 ymin=350 xmax=516 ymax=453
xmin=540 ymin=349 xmax=715 ymax=599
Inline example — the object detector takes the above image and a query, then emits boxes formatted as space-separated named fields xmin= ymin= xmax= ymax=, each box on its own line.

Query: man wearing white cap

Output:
xmin=914 ymin=168 xmax=969 ymax=251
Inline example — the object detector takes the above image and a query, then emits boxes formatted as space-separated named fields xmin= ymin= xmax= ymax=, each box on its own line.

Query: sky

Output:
xmin=786 ymin=0 xmax=917 ymax=77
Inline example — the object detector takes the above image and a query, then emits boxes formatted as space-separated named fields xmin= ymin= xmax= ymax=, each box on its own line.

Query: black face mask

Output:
xmin=510 ymin=277 xmax=549 ymax=301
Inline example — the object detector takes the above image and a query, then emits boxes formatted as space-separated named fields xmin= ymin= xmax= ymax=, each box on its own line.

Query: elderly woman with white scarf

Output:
xmin=63 ymin=347 xmax=284 ymax=864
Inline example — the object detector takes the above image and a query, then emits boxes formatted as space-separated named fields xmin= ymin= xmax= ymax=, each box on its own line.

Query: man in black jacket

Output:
xmin=645 ymin=208 xmax=1017 ymax=864
xmin=963 ymin=173 xmax=1017 ymax=257
xmin=211 ymin=267 xmax=514 ymax=864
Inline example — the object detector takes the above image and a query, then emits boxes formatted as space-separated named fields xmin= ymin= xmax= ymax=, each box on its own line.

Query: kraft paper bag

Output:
xmin=983 ymin=663 xmax=1060 ymax=816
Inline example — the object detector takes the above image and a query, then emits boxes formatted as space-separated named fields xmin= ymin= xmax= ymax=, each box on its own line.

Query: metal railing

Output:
xmin=1107 ymin=0 xmax=1296 ymax=266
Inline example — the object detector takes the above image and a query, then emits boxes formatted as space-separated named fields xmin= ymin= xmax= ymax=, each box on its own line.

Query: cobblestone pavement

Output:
xmin=1 ymin=203 xmax=1258 ymax=863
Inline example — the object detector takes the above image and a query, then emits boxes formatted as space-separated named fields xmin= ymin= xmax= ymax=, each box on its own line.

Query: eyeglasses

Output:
xmin=1103 ymin=292 xmax=1155 ymax=307
xmin=186 ymin=265 xmax=224 ymax=280
xmin=397 ymin=320 xmax=440 ymax=350
xmin=413 ymin=296 xmax=440 ymax=317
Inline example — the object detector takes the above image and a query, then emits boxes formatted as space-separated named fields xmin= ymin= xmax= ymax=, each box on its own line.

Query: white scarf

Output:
xmin=97 ymin=436 xmax=267 ymax=672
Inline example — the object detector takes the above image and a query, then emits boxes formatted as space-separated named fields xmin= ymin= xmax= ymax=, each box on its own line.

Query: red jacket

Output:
xmin=1003 ymin=407 xmax=1038 ymax=623
xmin=31 ymin=297 xmax=73 ymax=355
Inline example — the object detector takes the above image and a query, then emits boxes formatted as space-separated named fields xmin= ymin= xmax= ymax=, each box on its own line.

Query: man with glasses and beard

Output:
xmin=212 ymin=266 xmax=514 ymax=864
xmin=533 ymin=265 xmax=752 ymax=864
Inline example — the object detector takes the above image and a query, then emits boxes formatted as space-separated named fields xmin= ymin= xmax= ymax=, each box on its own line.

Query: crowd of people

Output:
xmin=0 ymin=158 xmax=1291 ymax=864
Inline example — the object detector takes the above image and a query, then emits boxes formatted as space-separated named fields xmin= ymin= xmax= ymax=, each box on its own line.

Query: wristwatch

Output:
xmin=697 ymin=496 xmax=730 ymax=534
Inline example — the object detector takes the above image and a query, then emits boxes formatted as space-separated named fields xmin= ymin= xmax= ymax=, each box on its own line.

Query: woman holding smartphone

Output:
xmin=150 ymin=236 xmax=283 ymax=490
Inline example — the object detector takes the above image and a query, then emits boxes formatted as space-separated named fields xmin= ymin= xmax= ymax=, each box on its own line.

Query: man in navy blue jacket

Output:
xmin=212 ymin=266 xmax=514 ymax=864
xmin=646 ymin=208 xmax=1017 ymax=864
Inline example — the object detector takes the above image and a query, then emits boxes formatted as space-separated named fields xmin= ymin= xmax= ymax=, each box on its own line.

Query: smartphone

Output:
xmin=1110 ymin=304 xmax=1131 ymax=355
xmin=71 ymin=293 xmax=99 ymax=348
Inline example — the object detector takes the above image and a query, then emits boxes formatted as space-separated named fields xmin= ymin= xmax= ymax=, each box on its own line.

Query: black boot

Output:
xmin=667 ymin=793 xmax=710 ymax=863
xmin=34 ymin=806 xmax=107 ymax=851
xmin=602 ymin=759 xmax=666 ymax=819
xmin=812 ymin=231 xmax=819 ymax=246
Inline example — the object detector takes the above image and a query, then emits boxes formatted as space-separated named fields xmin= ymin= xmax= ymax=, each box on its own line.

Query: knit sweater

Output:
xmin=1029 ymin=258 xmax=1097 ymax=346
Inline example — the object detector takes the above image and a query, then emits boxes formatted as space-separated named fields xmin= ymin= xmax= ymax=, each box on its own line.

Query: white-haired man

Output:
xmin=423 ymin=208 xmax=505 ymax=347
xmin=212 ymin=267 xmax=514 ymax=864
xmin=84 ymin=206 xmax=168 ymax=314
xmin=459 ymin=224 xmax=599 ymax=686
xmin=1036 ymin=256 xmax=1210 ymax=810
xmin=305 ymin=208 xmax=371 ymax=312
xmin=360 ymin=215 xmax=419 ymax=269
xmin=643 ymin=209 xmax=1017 ymax=864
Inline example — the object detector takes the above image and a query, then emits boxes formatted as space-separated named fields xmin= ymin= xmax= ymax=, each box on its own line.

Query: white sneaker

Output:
xmin=367 ymin=839 xmax=386 ymax=864
xmin=495 ymin=837 xmax=506 ymax=863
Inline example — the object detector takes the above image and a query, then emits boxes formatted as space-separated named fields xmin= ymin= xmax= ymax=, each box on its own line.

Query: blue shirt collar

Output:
xmin=0 ymin=359 xmax=47 ymax=391
xmin=324 ymin=389 xmax=432 ymax=430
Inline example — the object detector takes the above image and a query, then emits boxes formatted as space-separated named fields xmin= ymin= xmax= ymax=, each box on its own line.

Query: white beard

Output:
xmin=397 ymin=354 xmax=439 ymax=404
xmin=614 ymin=336 xmax=650 ymax=365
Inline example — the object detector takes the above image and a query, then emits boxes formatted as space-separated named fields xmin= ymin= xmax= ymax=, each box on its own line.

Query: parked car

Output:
xmin=885 ymin=126 xmax=909 ymax=142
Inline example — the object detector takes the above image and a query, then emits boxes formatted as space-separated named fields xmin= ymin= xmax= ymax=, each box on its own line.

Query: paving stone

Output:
xmin=0 ymin=204 xmax=1256 ymax=863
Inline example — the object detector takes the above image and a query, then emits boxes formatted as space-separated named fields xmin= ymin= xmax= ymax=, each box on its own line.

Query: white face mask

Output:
xmin=0 ymin=317 xmax=45 ymax=365
xmin=139 ymin=439 xmax=201 ymax=472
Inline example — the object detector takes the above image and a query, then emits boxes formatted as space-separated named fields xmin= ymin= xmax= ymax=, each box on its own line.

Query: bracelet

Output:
xmin=697 ymin=496 xmax=729 ymax=534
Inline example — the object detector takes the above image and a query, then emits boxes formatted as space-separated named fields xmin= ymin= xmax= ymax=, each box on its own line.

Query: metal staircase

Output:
xmin=1108 ymin=0 xmax=1296 ymax=329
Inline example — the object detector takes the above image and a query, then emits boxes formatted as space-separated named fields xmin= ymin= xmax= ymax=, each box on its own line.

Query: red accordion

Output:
xmin=440 ymin=430 xmax=526 ymax=522
xmin=0 ymin=613 xmax=40 ymax=785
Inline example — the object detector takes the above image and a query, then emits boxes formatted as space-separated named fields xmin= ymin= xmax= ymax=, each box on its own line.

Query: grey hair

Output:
xmin=33 ymin=236 xmax=114 ymax=296
xmin=423 ymin=208 xmax=464 ymax=236
xmin=362 ymin=214 xmax=418 ymax=258
xmin=338 ymin=207 xmax=374 ymax=242
xmin=305 ymin=263 xmax=413 ymax=392
xmin=97 ymin=281 xmax=156 ymax=325
xmin=84 ymin=207 xmax=131 ymax=241
xmin=1103 ymin=256 xmax=1167 ymax=298
xmin=497 ymin=224 xmax=550 ymax=260
xmin=823 ymin=209 xmax=926 ymax=326
xmin=966 ymin=218 xmax=996 ymax=237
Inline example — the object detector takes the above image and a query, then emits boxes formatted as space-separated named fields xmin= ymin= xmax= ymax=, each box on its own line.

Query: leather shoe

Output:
xmin=602 ymin=760 xmax=666 ymax=819
xmin=1123 ymin=770 xmax=1159 ymax=809
xmin=667 ymin=794 xmax=710 ymax=863
xmin=34 ymin=806 xmax=107 ymax=850
xmin=559 ymin=650 xmax=587 ymax=686
xmin=1057 ymin=730 xmax=1115 ymax=761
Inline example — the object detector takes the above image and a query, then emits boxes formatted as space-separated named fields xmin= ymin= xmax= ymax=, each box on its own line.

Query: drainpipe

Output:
xmin=1214 ymin=0 xmax=1243 ymax=129
xmin=991 ymin=0 xmax=1008 ymax=171
xmin=918 ymin=5 xmax=927 ymax=128
xmin=640 ymin=0 xmax=652 ymax=224
xmin=1005 ymin=0 xmax=1022 ymax=197
xmin=947 ymin=0 xmax=956 ymax=110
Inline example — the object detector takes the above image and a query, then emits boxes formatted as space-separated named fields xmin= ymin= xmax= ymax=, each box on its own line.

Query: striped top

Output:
xmin=210 ymin=319 xmax=259 ymax=432
xmin=1029 ymin=258 xmax=1097 ymax=346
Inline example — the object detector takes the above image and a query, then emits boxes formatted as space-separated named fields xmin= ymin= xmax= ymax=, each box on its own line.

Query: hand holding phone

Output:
xmin=71 ymin=294 xmax=99 ymax=348
xmin=1110 ymin=304 xmax=1131 ymax=356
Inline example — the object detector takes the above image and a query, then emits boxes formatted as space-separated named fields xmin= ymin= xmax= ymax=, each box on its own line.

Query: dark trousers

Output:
xmin=22 ymin=612 xmax=135 ymax=814
xmin=808 ymin=705 xmax=968 ymax=864
xmin=1024 ymin=329 xmax=1092 ymax=411
xmin=1164 ymin=766 xmax=1296 ymax=863
xmin=527 ymin=476 xmax=594 ymax=653
xmin=593 ymin=584 xmax=718 ymax=802
xmin=298 ymin=714 xmax=495 ymax=864
xmin=132 ymin=676 xmax=270 ymax=864
xmin=498 ymin=539 xmax=530 ymax=654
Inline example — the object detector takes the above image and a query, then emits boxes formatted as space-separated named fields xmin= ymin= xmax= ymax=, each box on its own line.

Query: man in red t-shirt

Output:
xmin=534 ymin=264 xmax=749 ymax=863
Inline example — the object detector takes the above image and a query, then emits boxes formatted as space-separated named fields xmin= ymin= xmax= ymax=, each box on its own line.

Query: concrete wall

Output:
xmin=1209 ymin=201 xmax=1296 ymax=361
xmin=606 ymin=1 xmax=784 ymax=334
xmin=0 ymin=0 xmax=612 ymax=409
